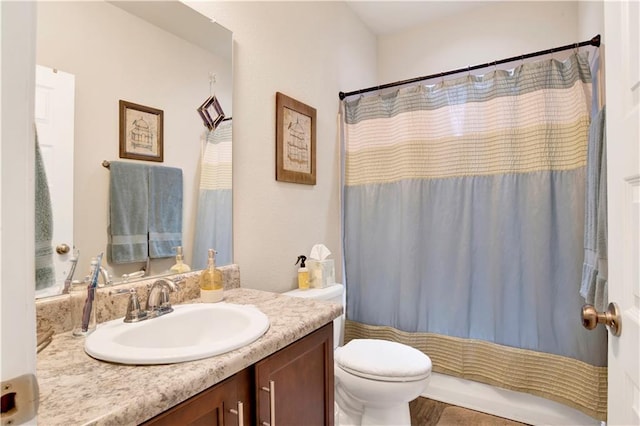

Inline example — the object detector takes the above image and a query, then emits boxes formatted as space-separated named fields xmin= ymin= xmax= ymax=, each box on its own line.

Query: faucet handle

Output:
xmin=122 ymin=270 xmax=145 ymax=283
xmin=173 ymin=277 xmax=185 ymax=289
xmin=116 ymin=288 xmax=148 ymax=323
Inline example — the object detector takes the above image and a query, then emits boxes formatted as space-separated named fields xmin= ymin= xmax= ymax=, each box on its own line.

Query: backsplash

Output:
xmin=36 ymin=264 xmax=241 ymax=335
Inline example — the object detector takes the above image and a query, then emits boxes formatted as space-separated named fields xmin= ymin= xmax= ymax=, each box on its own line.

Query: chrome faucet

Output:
xmin=111 ymin=278 xmax=180 ymax=323
xmin=99 ymin=266 xmax=113 ymax=286
xmin=145 ymin=278 xmax=179 ymax=317
xmin=62 ymin=249 xmax=80 ymax=294
xmin=81 ymin=265 xmax=112 ymax=287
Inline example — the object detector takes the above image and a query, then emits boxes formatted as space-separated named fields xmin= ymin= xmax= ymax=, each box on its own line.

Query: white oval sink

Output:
xmin=85 ymin=303 xmax=270 ymax=365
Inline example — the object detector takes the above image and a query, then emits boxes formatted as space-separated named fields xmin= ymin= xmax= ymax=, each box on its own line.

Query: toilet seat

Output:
xmin=335 ymin=339 xmax=432 ymax=382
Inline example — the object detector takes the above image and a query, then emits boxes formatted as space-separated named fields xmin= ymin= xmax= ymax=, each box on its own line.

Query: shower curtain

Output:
xmin=192 ymin=120 xmax=233 ymax=269
xmin=340 ymin=53 xmax=607 ymax=420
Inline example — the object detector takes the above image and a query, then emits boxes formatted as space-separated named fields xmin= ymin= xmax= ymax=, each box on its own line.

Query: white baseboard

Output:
xmin=422 ymin=372 xmax=603 ymax=426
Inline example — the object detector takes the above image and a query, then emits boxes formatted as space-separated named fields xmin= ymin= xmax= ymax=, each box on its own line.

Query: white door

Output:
xmin=1 ymin=2 xmax=39 ymax=424
xmin=604 ymin=0 xmax=640 ymax=424
xmin=35 ymin=64 xmax=75 ymax=295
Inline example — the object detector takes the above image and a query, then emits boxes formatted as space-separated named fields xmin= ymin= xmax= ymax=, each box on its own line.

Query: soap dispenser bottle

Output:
xmin=296 ymin=255 xmax=309 ymax=290
xmin=170 ymin=246 xmax=191 ymax=273
xmin=200 ymin=249 xmax=223 ymax=302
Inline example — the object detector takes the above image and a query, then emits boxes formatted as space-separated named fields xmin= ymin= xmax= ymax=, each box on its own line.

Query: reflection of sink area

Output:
xmin=85 ymin=303 xmax=270 ymax=365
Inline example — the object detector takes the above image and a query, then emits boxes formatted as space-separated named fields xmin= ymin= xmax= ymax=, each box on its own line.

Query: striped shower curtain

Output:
xmin=340 ymin=53 xmax=607 ymax=420
xmin=192 ymin=120 xmax=233 ymax=269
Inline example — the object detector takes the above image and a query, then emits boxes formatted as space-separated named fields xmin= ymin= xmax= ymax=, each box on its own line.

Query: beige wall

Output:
xmin=186 ymin=1 xmax=377 ymax=293
xmin=578 ymin=1 xmax=605 ymax=41
xmin=377 ymin=2 xmax=581 ymax=85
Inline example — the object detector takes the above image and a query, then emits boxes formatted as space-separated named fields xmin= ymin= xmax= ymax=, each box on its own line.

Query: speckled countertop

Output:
xmin=36 ymin=288 xmax=342 ymax=425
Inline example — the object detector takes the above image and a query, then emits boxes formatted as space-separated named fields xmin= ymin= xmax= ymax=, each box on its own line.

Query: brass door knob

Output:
xmin=581 ymin=302 xmax=622 ymax=336
xmin=56 ymin=243 xmax=71 ymax=254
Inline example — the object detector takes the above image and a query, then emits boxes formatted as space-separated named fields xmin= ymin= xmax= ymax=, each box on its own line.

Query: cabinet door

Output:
xmin=255 ymin=322 xmax=334 ymax=426
xmin=142 ymin=368 xmax=252 ymax=426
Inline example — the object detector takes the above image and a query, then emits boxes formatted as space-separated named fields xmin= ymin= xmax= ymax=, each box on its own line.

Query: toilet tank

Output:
xmin=283 ymin=283 xmax=344 ymax=348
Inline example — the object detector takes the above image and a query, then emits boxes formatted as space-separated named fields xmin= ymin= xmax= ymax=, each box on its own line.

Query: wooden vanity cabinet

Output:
xmin=256 ymin=322 xmax=334 ymax=426
xmin=142 ymin=368 xmax=253 ymax=426
xmin=142 ymin=322 xmax=333 ymax=426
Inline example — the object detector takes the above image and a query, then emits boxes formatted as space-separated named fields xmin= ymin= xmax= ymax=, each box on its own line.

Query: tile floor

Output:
xmin=409 ymin=397 xmax=529 ymax=426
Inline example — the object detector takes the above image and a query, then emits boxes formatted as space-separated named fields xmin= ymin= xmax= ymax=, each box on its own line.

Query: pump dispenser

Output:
xmin=170 ymin=246 xmax=191 ymax=273
xmin=200 ymin=249 xmax=223 ymax=302
xmin=296 ymin=255 xmax=309 ymax=290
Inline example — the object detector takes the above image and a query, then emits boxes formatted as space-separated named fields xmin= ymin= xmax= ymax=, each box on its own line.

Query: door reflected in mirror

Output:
xmin=35 ymin=1 xmax=233 ymax=299
xmin=35 ymin=65 xmax=75 ymax=298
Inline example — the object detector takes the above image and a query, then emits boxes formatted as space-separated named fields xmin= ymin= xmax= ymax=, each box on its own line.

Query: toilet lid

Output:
xmin=335 ymin=339 xmax=432 ymax=382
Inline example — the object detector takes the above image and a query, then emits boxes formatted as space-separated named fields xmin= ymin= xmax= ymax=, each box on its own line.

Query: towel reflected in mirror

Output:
xmin=35 ymin=128 xmax=55 ymax=293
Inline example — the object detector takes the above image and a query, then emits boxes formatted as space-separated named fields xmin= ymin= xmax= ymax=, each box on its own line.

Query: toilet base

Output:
xmin=335 ymin=372 xmax=421 ymax=426
xmin=361 ymin=404 xmax=411 ymax=426
xmin=336 ymin=400 xmax=411 ymax=426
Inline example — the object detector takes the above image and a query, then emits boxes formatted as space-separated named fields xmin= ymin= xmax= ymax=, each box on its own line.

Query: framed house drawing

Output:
xmin=275 ymin=92 xmax=316 ymax=185
xmin=119 ymin=100 xmax=163 ymax=162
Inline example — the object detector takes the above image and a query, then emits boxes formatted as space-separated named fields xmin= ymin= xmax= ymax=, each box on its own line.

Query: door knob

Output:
xmin=56 ymin=243 xmax=71 ymax=254
xmin=581 ymin=302 xmax=622 ymax=336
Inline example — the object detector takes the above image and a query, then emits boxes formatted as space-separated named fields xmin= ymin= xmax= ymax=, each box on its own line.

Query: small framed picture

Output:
xmin=119 ymin=100 xmax=163 ymax=162
xmin=275 ymin=92 xmax=316 ymax=185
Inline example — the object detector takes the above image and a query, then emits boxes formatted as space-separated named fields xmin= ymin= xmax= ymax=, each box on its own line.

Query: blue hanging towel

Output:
xmin=108 ymin=161 xmax=149 ymax=263
xmin=148 ymin=165 xmax=183 ymax=258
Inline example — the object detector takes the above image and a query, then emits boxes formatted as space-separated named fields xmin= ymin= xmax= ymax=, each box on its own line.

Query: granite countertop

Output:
xmin=36 ymin=288 xmax=342 ymax=425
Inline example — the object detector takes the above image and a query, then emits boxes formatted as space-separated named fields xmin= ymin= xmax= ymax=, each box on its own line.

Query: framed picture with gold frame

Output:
xmin=275 ymin=92 xmax=316 ymax=185
xmin=119 ymin=100 xmax=163 ymax=162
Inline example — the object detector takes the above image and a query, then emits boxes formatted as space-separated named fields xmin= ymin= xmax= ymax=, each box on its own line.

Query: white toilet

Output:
xmin=284 ymin=284 xmax=432 ymax=426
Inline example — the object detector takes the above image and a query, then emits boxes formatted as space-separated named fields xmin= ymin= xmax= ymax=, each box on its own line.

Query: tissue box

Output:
xmin=308 ymin=259 xmax=335 ymax=289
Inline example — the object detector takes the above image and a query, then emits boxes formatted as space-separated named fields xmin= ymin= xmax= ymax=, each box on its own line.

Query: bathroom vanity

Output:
xmin=144 ymin=323 xmax=333 ymax=425
xmin=35 ymin=287 xmax=341 ymax=425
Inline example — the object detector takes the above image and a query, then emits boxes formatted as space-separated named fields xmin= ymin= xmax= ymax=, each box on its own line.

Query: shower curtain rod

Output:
xmin=338 ymin=34 xmax=600 ymax=100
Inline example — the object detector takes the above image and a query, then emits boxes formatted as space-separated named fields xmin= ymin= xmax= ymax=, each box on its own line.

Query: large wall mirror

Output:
xmin=35 ymin=1 xmax=232 ymax=299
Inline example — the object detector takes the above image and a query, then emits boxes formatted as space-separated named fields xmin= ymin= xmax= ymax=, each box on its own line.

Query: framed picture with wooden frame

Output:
xmin=276 ymin=92 xmax=316 ymax=185
xmin=119 ymin=100 xmax=164 ymax=162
